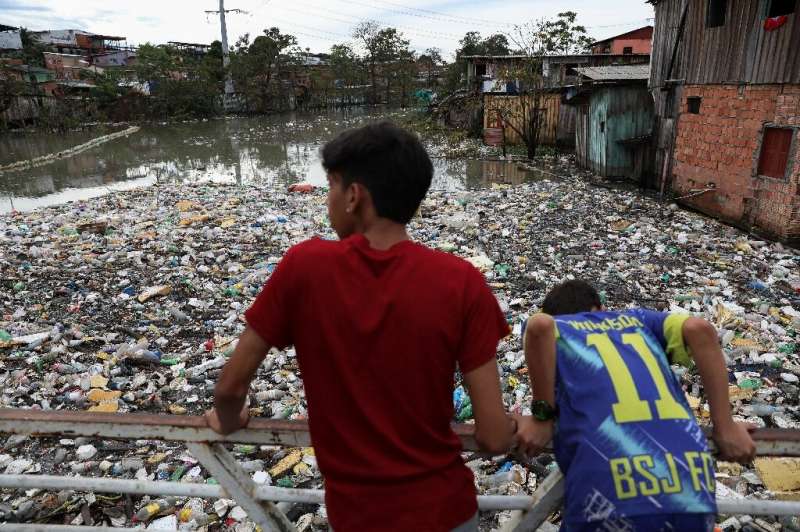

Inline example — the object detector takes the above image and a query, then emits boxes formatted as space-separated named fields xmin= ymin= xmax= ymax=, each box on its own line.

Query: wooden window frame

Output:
xmin=755 ymin=125 xmax=797 ymax=180
xmin=622 ymin=46 xmax=634 ymax=55
xmin=687 ymin=96 xmax=702 ymax=114
xmin=706 ymin=0 xmax=728 ymax=27
xmin=765 ymin=0 xmax=797 ymax=18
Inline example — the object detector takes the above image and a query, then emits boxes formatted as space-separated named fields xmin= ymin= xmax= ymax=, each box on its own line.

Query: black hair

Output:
xmin=321 ymin=121 xmax=433 ymax=224
xmin=542 ymin=280 xmax=602 ymax=316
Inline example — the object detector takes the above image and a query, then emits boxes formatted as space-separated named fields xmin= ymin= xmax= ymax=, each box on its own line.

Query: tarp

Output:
xmin=0 ymin=29 xmax=22 ymax=50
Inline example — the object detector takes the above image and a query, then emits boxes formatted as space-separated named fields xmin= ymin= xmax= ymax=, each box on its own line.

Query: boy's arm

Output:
xmin=206 ymin=326 xmax=271 ymax=435
xmin=515 ymin=313 xmax=557 ymax=457
xmin=463 ymin=358 xmax=516 ymax=455
xmin=682 ymin=317 xmax=756 ymax=463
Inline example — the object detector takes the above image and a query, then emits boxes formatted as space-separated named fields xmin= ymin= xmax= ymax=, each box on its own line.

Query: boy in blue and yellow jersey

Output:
xmin=515 ymin=280 xmax=756 ymax=532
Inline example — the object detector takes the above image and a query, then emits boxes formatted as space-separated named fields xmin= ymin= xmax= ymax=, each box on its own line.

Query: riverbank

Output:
xmin=1 ymin=172 xmax=798 ymax=528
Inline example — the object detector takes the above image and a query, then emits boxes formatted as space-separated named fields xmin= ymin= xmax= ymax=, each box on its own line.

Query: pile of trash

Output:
xmin=1 ymin=173 xmax=799 ymax=530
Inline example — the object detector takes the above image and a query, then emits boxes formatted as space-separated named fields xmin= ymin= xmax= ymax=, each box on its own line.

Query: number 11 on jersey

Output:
xmin=586 ymin=332 xmax=690 ymax=424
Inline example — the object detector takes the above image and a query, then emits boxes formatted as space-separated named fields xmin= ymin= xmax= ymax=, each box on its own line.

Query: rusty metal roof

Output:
xmin=575 ymin=64 xmax=650 ymax=81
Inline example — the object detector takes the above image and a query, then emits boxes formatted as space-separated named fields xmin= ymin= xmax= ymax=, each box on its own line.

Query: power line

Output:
xmin=366 ymin=0 xmax=514 ymax=27
xmin=269 ymin=17 xmax=352 ymax=40
xmin=276 ymin=2 xmax=466 ymax=41
xmin=332 ymin=0 xmax=512 ymax=28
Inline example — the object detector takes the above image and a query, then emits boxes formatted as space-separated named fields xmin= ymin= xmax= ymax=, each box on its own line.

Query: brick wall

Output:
xmin=672 ymin=84 xmax=800 ymax=242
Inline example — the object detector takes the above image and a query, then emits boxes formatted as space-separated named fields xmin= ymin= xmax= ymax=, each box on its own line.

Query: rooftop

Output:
xmin=591 ymin=25 xmax=654 ymax=46
xmin=575 ymin=64 xmax=651 ymax=81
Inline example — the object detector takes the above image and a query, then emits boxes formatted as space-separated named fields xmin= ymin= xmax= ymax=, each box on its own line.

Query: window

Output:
xmin=757 ymin=127 xmax=794 ymax=178
xmin=767 ymin=0 xmax=796 ymax=17
xmin=707 ymin=0 xmax=728 ymax=27
xmin=687 ymin=96 xmax=702 ymax=114
xmin=475 ymin=64 xmax=487 ymax=77
xmin=623 ymin=46 xmax=634 ymax=55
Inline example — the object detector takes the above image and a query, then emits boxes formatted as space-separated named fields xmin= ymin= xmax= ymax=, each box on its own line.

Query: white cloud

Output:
xmin=2 ymin=0 xmax=654 ymax=56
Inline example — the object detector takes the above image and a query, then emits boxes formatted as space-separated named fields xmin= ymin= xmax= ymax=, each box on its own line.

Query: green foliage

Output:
xmin=133 ymin=42 xmax=221 ymax=119
xmin=230 ymin=27 xmax=302 ymax=112
xmin=352 ymin=21 xmax=415 ymax=104
xmin=17 ymin=28 xmax=47 ymax=68
xmin=491 ymin=11 xmax=594 ymax=159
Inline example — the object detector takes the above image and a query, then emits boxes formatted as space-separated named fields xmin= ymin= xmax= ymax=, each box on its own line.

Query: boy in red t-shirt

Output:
xmin=205 ymin=121 xmax=516 ymax=531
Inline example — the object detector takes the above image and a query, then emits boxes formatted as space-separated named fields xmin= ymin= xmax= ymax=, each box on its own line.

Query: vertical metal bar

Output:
xmin=511 ymin=469 xmax=565 ymax=532
xmin=186 ymin=442 xmax=297 ymax=532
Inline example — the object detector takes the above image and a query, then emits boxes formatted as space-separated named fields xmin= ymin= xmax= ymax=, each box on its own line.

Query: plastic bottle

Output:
xmin=135 ymin=498 xmax=176 ymax=522
xmin=748 ymin=403 xmax=784 ymax=417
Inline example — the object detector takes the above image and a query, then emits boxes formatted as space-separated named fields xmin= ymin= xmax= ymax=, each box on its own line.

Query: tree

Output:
xmin=491 ymin=11 xmax=592 ymax=159
xmin=230 ymin=28 xmax=301 ymax=112
xmin=353 ymin=21 xmax=381 ymax=103
xmin=443 ymin=32 xmax=513 ymax=95
xmin=17 ymin=28 xmax=47 ymax=68
xmin=329 ymin=43 xmax=362 ymax=105
xmin=421 ymin=47 xmax=442 ymax=87
xmin=481 ymin=34 xmax=511 ymax=56
xmin=394 ymin=47 xmax=417 ymax=107
xmin=353 ymin=22 xmax=409 ymax=104
xmin=133 ymin=43 xmax=222 ymax=119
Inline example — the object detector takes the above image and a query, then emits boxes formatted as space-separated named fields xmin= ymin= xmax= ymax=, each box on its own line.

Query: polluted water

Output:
xmin=1 ymin=152 xmax=800 ymax=530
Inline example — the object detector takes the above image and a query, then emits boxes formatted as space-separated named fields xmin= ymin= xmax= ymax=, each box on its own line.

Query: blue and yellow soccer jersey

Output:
xmin=549 ymin=309 xmax=716 ymax=525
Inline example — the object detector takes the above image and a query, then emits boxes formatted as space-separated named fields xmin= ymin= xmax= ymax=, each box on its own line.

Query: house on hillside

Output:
xmin=650 ymin=0 xmax=800 ymax=243
xmin=566 ymin=64 xmax=655 ymax=181
xmin=43 ymin=52 xmax=90 ymax=80
xmin=0 ymin=24 xmax=22 ymax=51
xmin=31 ymin=29 xmax=128 ymax=66
xmin=591 ymin=26 xmax=654 ymax=55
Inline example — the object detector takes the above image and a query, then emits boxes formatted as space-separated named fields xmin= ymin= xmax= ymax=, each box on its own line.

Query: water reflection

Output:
xmin=0 ymin=109 xmax=547 ymax=214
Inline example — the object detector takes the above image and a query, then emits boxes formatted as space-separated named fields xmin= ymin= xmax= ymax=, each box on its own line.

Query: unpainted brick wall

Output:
xmin=671 ymin=84 xmax=800 ymax=241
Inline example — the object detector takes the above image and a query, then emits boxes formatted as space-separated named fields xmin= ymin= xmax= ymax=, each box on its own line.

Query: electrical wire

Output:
xmin=269 ymin=17 xmax=352 ymax=40
xmin=275 ymin=2 xmax=466 ymax=41
xmin=365 ymin=0 xmax=514 ymax=27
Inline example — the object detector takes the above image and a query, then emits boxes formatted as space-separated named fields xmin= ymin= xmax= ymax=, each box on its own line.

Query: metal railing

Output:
xmin=0 ymin=409 xmax=798 ymax=531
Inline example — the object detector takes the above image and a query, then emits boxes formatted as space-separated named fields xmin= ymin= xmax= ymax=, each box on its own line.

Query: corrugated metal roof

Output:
xmin=575 ymin=64 xmax=651 ymax=80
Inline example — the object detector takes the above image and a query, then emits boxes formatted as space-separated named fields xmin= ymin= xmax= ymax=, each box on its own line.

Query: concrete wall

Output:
xmin=672 ymin=84 xmax=800 ymax=242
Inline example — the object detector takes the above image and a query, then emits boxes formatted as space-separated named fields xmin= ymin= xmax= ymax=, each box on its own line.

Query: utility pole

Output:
xmin=205 ymin=0 xmax=247 ymax=112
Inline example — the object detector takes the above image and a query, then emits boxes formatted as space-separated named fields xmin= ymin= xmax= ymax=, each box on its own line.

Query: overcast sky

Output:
xmin=1 ymin=0 xmax=655 ymax=57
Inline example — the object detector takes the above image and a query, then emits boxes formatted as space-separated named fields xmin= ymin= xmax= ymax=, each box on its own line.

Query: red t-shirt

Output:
xmin=245 ymin=234 xmax=509 ymax=532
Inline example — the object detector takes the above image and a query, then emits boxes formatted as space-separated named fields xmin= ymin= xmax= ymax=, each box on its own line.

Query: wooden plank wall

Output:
xmin=650 ymin=0 xmax=800 ymax=87
xmin=483 ymin=93 xmax=561 ymax=146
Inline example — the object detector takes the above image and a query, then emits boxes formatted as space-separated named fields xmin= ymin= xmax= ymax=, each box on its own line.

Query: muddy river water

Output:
xmin=0 ymin=108 xmax=547 ymax=214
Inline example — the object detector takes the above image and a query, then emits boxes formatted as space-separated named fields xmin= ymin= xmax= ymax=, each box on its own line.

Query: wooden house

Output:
xmin=566 ymin=64 xmax=656 ymax=181
xmin=650 ymin=0 xmax=800 ymax=243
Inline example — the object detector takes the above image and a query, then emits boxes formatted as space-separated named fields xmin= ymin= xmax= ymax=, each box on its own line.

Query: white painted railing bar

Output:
xmin=0 ymin=409 xmax=799 ymax=531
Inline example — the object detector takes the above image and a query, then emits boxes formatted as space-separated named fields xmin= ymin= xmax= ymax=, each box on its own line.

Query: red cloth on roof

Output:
xmin=764 ymin=15 xmax=788 ymax=31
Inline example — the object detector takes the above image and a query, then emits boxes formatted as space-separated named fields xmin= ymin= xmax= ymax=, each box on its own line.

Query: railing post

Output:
xmin=506 ymin=469 xmax=565 ymax=532
xmin=186 ymin=442 xmax=297 ymax=532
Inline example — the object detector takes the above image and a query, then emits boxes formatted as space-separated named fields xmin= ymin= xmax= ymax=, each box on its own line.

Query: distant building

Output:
xmin=167 ymin=42 xmax=212 ymax=57
xmin=590 ymin=26 xmax=654 ymax=55
xmin=43 ymin=51 xmax=89 ymax=80
xmin=31 ymin=29 xmax=128 ymax=65
xmin=93 ymin=49 xmax=136 ymax=68
xmin=463 ymin=53 xmax=651 ymax=93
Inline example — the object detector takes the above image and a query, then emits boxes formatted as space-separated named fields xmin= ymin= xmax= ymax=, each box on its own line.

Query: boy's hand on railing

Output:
xmin=204 ymin=406 xmax=250 ymax=435
xmin=511 ymin=414 xmax=553 ymax=459
xmin=713 ymin=421 xmax=757 ymax=464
